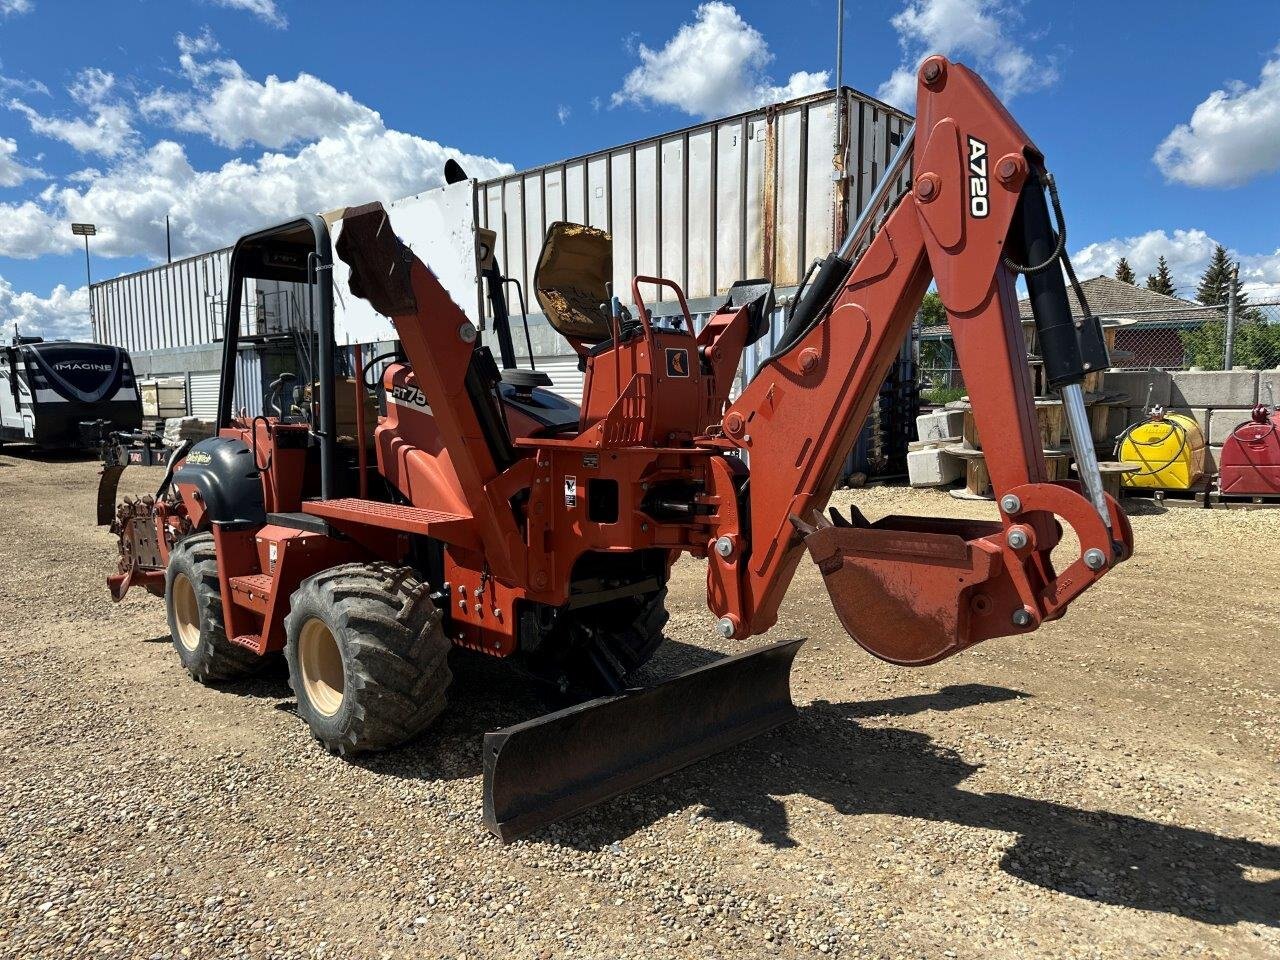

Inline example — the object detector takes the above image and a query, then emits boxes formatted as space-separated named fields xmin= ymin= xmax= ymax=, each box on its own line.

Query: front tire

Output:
xmin=284 ymin=563 xmax=452 ymax=755
xmin=165 ymin=533 xmax=260 ymax=683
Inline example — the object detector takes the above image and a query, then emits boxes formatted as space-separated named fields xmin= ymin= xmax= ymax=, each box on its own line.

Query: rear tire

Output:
xmin=165 ymin=532 xmax=261 ymax=683
xmin=284 ymin=563 xmax=452 ymax=755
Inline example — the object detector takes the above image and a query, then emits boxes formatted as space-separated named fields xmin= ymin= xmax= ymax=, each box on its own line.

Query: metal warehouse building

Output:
xmin=90 ymin=85 xmax=911 ymax=416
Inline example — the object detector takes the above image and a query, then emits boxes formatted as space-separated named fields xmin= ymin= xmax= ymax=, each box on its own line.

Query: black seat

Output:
xmin=498 ymin=381 xmax=580 ymax=432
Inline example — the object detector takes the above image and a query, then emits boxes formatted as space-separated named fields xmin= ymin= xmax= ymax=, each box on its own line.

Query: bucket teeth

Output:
xmin=788 ymin=513 xmax=819 ymax=537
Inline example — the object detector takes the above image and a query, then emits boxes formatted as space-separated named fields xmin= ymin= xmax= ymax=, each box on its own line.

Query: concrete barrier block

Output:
xmin=1104 ymin=405 xmax=1132 ymax=442
xmin=1184 ymin=407 xmax=1210 ymax=433
xmin=1208 ymin=409 xmax=1256 ymax=445
xmin=1260 ymin=369 xmax=1280 ymax=407
xmin=1205 ymin=445 xmax=1223 ymax=475
xmin=1101 ymin=369 xmax=1170 ymax=406
xmin=908 ymin=447 xmax=964 ymax=487
xmin=916 ymin=409 xmax=965 ymax=442
xmin=1170 ymin=369 xmax=1257 ymax=407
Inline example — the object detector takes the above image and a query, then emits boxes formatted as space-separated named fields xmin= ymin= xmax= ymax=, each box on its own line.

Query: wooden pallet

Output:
xmin=1200 ymin=490 xmax=1280 ymax=510
xmin=1121 ymin=478 xmax=1213 ymax=509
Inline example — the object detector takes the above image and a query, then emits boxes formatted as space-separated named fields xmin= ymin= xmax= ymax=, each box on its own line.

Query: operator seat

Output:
xmin=498 ymin=368 xmax=580 ymax=434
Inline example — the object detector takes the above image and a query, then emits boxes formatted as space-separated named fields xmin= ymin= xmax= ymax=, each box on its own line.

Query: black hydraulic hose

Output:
xmin=1229 ymin=419 xmax=1278 ymax=471
xmin=250 ymin=415 xmax=273 ymax=473
xmin=155 ymin=439 xmax=193 ymax=499
xmin=360 ymin=350 xmax=402 ymax=389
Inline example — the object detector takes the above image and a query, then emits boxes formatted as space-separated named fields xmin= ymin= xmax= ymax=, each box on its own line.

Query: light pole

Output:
xmin=71 ymin=222 xmax=96 ymax=334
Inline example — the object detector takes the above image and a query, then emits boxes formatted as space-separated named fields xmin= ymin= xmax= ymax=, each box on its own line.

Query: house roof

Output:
xmin=920 ymin=275 xmax=1222 ymax=339
xmin=1015 ymin=275 xmax=1217 ymax=323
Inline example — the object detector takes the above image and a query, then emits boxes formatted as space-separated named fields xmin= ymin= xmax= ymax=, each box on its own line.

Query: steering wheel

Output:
xmin=267 ymin=372 xmax=297 ymax=416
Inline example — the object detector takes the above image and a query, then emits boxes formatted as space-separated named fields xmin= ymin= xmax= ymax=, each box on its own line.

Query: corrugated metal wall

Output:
xmin=477 ymin=86 xmax=911 ymax=314
xmin=90 ymin=250 xmax=309 ymax=355
xmin=92 ymin=249 xmax=231 ymax=353
xmin=187 ymin=371 xmax=220 ymax=418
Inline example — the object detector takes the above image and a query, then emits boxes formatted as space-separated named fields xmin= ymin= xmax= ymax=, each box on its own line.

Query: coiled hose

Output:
xmin=1116 ymin=416 xmax=1190 ymax=478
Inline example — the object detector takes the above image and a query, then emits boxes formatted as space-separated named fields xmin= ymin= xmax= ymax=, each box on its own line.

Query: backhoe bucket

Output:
xmin=799 ymin=510 xmax=1028 ymax=666
xmin=482 ymin=637 xmax=803 ymax=842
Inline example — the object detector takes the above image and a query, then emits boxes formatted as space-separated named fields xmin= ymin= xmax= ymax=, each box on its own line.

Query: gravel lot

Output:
xmin=1 ymin=449 xmax=1277 ymax=959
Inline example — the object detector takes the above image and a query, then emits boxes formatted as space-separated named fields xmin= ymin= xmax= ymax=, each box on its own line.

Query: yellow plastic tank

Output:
xmin=1118 ymin=412 xmax=1206 ymax=490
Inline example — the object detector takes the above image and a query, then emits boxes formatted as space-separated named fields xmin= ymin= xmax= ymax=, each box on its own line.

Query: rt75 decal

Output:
xmin=967 ymin=135 xmax=989 ymax=218
xmin=390 ymin=384 xmax=431 ymax=412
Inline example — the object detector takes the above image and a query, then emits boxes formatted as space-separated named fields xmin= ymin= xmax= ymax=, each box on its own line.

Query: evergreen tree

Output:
xmin=1194 ymin=244 xmax=1248 ymax=309
xmin=1195 ymin=244 xmax=1232 ymax=305
xmin=1145 ymin=256 xmax=1176 ymax=297
xmin=1114 ymin=257 xmax=1136 ymax=284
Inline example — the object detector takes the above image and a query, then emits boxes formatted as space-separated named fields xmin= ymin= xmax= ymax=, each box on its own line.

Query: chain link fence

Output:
xmin=918 ymin=300 xmax=1280 ymax=404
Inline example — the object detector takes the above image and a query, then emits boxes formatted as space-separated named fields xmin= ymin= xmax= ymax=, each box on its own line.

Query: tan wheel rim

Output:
xmin=299 ymin=618 xmax=345 ymax=717
xmin=172 ymin=573 xmax=201 ymax=652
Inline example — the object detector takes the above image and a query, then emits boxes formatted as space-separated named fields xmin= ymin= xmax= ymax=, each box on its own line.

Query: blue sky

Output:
xmin=0 ymin=0 xmax=1278 ymax=337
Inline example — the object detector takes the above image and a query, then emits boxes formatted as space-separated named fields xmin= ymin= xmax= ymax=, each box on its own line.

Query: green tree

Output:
xmin=1182 ymin=319 xmax=1280 ymax=370
xmin=1114 ymin=257 xmax=1136 ymax=284
xmin=1145 ymin=256 xmax=1176 ymax=297
xmin=1195 ymin=244 xmax=1236 ymax=306
xmin=1192 ymin=244 xmax=1262 ymax=320
xmin=1181 ymin=321 xmax=1225 ymax=369
xmin=919 ymin=290 xmax=946 ymax=328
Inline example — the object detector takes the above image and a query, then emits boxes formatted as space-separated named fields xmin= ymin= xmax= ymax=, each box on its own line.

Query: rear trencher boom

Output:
xmin=100 ymin=56 xmax=1131 ymax=840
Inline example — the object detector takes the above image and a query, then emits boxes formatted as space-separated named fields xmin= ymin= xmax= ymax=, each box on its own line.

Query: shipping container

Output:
xmin=90 ymin=248 xmax=290 ymax=353
xmin=477 ymin=86 xmax=911 ymax=316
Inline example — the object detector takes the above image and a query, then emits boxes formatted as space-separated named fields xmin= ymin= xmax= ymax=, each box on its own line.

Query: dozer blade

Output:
xmin=482 ymin=637 xmax=803 ymax=842
xmin=97 ymin=462 xmax=126 ymax=526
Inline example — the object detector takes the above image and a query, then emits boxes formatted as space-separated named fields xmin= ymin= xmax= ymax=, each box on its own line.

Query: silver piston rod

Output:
xmin=1061 ymin=382 xmax=1112 ymax=530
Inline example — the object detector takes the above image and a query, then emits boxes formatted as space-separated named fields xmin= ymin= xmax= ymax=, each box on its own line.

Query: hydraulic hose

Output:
xmin=1116 ymin=416 xmax=1190 ymax=479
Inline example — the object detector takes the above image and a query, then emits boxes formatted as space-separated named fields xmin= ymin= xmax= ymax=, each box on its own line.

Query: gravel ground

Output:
xmin=0 ymin=449 xmax=1276 ymax=959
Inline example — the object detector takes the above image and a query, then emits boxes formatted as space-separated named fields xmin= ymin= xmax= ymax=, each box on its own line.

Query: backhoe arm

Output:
xmin=705 ymin=56 xmax=1132 ymax=662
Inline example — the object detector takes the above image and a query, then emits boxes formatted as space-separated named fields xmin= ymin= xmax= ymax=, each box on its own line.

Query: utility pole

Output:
xmin=166 ymin=215 xmax=172 ymax=264
xmin=1224 ymin=263 xmax=1239 ymax=370
xmin=831 ymin=0 xmax=847 ymax=242
xmin=71 ymin=222 xmax=96 ymax=333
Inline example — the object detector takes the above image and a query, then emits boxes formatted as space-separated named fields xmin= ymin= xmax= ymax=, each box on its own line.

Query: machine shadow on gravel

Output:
xmin=536 ymin=681 xmax=1278 ymax=928
xmin=346 ymin=640 xmax=761 ymax=785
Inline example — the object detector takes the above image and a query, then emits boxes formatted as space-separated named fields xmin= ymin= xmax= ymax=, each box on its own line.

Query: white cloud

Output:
xmin=1072 ymin=228 xmax=1280 ymax=302
xmin=0 ymin=135 xmax=43 ymax=186
xmin=0 ymin=35 xmax=512 ymax=263
xmin=0 ymin=199 xmax=66 ymax=258
xmin=556 ymin=104 xmax=570 ymax=125
xmin=1154 ymin=48 xmax=1280 ymax=189
xmin=0 ymin=0 xmax=33 ymax=16
xmin=611 ymin=2 xmax=828 ymax=118
xmin=0 ymin=276 xmax=89 ymax=340
xmin=211 ymin=0 xmax=286 ymax=28
xmin=0 ymin=74 xmax=48 ymax=96
xmin=877 ymin=0 xmax=1055 ymax=110
xmin=9 ymin=67 xmax=136 ymax=158
xmin=142 ymin=66 xmax=370 ymax=149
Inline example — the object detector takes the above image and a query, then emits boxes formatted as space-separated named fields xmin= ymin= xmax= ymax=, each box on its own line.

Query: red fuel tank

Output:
xmin=1217 ymin=405 xmax=1280 ymax=496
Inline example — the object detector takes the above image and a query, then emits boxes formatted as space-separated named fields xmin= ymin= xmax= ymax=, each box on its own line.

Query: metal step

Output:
xmin=228 ymin=574 xmax=273 ymax=614
xmin=300 ymin=499 xmax=472 ymax=540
